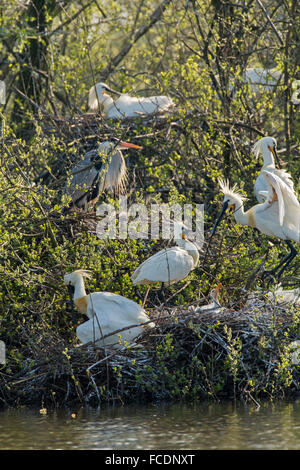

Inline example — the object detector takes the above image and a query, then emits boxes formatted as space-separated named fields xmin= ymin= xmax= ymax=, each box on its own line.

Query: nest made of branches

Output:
xmin=1 ymin=290 xmax=299 ymax=409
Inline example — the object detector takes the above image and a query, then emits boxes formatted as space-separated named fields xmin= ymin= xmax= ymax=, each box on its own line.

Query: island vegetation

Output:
xmin=0 ymin=0 xmax=299 ymax=408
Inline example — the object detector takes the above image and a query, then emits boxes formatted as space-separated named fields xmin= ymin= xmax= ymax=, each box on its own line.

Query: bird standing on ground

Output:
xmin=131 ymin=228 xmax=199 ymax=306
xmin=64 ymin=270 xmax=154 ymax=349
xmin=253 ymin=136 xmax=294 ymax=203
xmin=88 ymin=82 xmax=175 ymax=118
xmin=211 ymin=172 xmax=299 ymax=280
xmin=65 ymin=140 xmax=142 ymax=210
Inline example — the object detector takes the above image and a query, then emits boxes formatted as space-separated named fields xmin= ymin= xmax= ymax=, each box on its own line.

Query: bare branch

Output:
xmin=256 ymin=0 xmax=284 ymax=45
xmin=100 ymin=0 xmax=173 ymax=80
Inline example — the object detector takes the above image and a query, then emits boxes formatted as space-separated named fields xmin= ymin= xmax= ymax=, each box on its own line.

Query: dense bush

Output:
xmin=0 ymin=0 xmax=299 ymax=405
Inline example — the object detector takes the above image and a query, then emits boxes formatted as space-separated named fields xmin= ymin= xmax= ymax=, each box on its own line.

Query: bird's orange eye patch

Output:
xmin=268 ymin=145 xmax=275 ymax=155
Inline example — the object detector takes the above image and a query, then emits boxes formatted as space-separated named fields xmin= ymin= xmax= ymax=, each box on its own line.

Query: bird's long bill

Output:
xmin=68 ymin=283 xmax=75 ymax=298
xmin=273 ymin=147 xmax=281 ymax=169
xmin=67 ymin=284 xmax=77 ymax=324
xmin=119 ymin=141 xmax=143 ymax=150
xmin=211 ymin=200 xmax=229 ymax=236
xmin=269 ymin=145 xmax=281 ymax=168
xmin=102 ymin=85 xmax=121 ymax=96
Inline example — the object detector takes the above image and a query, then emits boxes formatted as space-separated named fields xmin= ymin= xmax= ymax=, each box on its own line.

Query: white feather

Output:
xmin=64 ymin=270 xmax=154 ymax=349
xmin=131 ymin=238 xmax=199 ymax=287
xmin=88 ymin=82 xmax=175 ymax=118
xmin=77 ymin=292 xmax=154 ymax=349
xmin=252 ymin=136 xmax=294 ymax=203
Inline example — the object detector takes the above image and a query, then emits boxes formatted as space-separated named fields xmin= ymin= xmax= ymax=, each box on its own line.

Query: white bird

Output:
xmin=211 ymin=171 xmax=299 ymax=280
xmin=242 ymin=68 xmax=282 ymax=94
xmin=131 ymin=228 xmax=199 ymax=305
xmin=64 ymin=270 xmax=154 ymax=350
xmin=88 ymin=82 xmax=175 ymax=119
xmin=253 ymin=136 xmax=294 ymax=203
xmin=194 ymin=283 xmax=223 ymax=314
xmin=289 ymin=340 xmax=300 ymax=365
xmin=65 ymin=140 xmax=142 ymax=210
xmin=267 ymin=286 xmax=300 ymax=305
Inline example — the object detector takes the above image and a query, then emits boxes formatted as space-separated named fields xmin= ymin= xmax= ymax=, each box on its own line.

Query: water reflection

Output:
xmin=0 ymin=401 xmax=300 ymax=450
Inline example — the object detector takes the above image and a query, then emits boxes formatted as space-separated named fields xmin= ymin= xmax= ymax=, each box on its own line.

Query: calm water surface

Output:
xmin=0 ymin=401 xmax=300 ymax=450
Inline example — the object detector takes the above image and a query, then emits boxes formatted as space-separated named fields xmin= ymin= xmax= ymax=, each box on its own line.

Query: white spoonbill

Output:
xmin=242 ymin=68 xmax=282 ymax=94
xmin=88 ymin=82 xmax=175 ymax=119
xmin=253 ymin=136 xmax=294 ymax=203
xmin=211 ymin=172 xmax=299 ymax=280
xmin=131 ymin=228 xmax=199 ymax=305
xmin=289 ymin=340 xmax=300 ymax=365
xmin=64 ymin=270 xmax=154 ymax=350
xmin=65 ymin=140 xmax=142 ymax=210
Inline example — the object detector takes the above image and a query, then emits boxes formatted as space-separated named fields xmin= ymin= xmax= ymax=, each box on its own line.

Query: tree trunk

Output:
xmin=11 ymin=0 xmax=55 ymax=129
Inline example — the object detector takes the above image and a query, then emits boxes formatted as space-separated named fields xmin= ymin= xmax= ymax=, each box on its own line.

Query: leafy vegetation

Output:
xmin=0 ymin=0 xmax=299 ymax=406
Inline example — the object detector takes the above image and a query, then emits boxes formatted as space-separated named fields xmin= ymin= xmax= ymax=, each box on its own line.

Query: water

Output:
xmin=0 ymin=401 xmax=300 ymax=450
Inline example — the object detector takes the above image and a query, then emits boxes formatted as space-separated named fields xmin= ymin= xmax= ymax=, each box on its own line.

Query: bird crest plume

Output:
xmin=218 ymin=179 xmax=245 ymax=200
xmin=72 ymin=269 xmax=93 ymax=279
xmin=252 ymin=139 xmax=262 ymax=159
xmin=252 ymin=136 xmax=276 ymax=159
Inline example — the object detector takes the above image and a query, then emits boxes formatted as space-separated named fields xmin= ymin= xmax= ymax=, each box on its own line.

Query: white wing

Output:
xmin=77 ymin=292 xmax=154 ymax=349
xmin=107 ymin=94 xmax=174 ymax=118
xmin=131 ymin=246 xmax=194 ymax=285
xmin=254 ymin=167 xmax=294 ymax=203
xmin=262 ymin=170 xmax=300 ymax=241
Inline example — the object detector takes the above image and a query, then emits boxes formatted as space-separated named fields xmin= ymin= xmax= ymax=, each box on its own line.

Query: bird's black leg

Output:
xmin=135 ymin=286 xmax=144 ymax=302
xmin=262 ymin=241 xmax=297 ymax=281
xmin=157 ymin=283 xmax=166 ymax=304
xmin=276 ymin=241 xmax=297 ymax=279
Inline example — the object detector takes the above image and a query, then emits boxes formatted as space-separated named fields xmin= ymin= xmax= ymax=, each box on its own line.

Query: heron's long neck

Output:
xmin=73 ymin=276 xmax=87 ymax=300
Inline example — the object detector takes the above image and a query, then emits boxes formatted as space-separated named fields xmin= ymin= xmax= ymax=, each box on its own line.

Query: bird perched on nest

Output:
xmin=64 ymin=269 xmax=155 ymax=349
xmin=267 ymin=286 xmax=300 ymax=305
xmin=88 ymin=82 xmax=175 ymax=119
xmin=131 ymin=225 xmax=200 ymax=306
xmin=194 ymin=283 xmax=223 ymax=314
xmin=289 ymin=340 xmax=300 ymax=365
xmin=211 ymin=172 xmax=299 ymax=280
xmin=242 ymin=68 xmax=282 ymax=94
xmin=65 ymin=140 xmax=142 ymax=210
xmin=253 ymin=136 xmax=294 ymax=203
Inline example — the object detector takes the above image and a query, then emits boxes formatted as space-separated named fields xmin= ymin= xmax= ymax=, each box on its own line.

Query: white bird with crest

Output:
xmin=88 ymin=82 xmax=175 ymax=119
xmin=65 ymin=140 xmax=142 ymax=210
xmin=131 ymin=225 xmax=200 ymax=305
xmin=253 ymin=136 xmax=294 ymax=203
xmin=64 ymin=270 xmax=154 ymax=349
xmin=211 ymin=172 xmax=299 ymax=280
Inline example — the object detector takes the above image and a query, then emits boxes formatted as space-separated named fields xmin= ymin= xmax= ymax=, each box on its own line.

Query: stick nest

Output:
xmin=2 ymin=290 xmax=299 ymax=409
